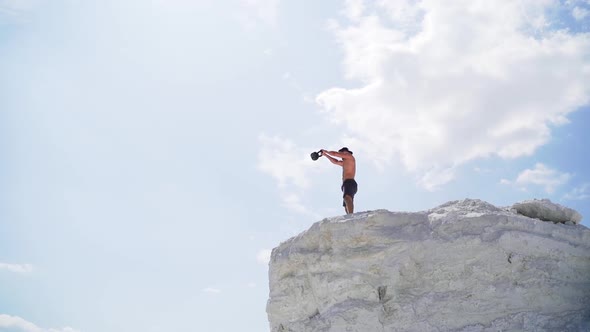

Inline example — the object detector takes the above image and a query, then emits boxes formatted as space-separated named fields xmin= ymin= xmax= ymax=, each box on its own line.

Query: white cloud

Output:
xmin=258 ymin=134 xmax=312 ymax=190
xmin=343 ymin=0 xmax=365 ymax=21
xmin=500 ymin=179 xmax=511 ymax=185
xmin=0 ymin=262 xmax=33 ymax=274
xmin=514 ymin=163 xmax=571 ymax=193
xmin=202 ymin=287 xmax=221 ymax=294
xmin=256 ymin=249 xmax=272 ymax=265
xmin=572 ymin=6 xmax=590 ymax=20
xmin=279 ymin=192 xmax=309 ymax=215
xmin=375 ymin=0 xmax=425 ymax=32
xmin=257 ymin=134 xmax=324 ymax=216
xmin=563 ymin=183 xmax=590 ymax=200
xmin=247 ymin=282 xmax=257 ymax=288
xmin=0 ymin=314 xmax=79 ymax=332
xmin=417 ymin=166 xmax=455 ymax=192
xmin=317 ymin=0 xmax=590 ymax=190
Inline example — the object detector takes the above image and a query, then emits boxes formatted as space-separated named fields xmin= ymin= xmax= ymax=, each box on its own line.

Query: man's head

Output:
xmin=339 ymin=147 xmax=353 ymax=155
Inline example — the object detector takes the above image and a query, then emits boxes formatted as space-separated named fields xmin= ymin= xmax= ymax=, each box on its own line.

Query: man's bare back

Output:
xmin=321 ymin=147 xmax=358 ymax=214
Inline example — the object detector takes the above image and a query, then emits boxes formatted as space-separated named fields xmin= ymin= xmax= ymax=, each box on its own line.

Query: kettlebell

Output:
xmin=310 ymin=150 xmax=323 ymax=161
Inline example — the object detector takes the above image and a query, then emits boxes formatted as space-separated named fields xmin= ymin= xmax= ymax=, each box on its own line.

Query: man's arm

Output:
xmin=321 ymin=150 xmax=343 ymax=166
xmin=323 ymin=150 xmax=349 ymax=159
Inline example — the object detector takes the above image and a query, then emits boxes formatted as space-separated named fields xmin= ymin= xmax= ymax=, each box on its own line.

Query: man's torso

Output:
xmin=341 ymin=155 xmax=356 ymax=180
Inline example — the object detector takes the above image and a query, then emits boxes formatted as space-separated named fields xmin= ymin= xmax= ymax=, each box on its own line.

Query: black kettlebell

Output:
xmin=310 ymin=150 xmax=323 ymax=161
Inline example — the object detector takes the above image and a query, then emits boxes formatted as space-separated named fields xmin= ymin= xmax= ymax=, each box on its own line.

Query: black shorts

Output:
xmin=341 ymin=179 xmax=358 ymax=206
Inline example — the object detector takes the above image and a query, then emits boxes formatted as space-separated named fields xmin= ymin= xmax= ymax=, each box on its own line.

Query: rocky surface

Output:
xmin=511 ymin=198 xmax=583 ymax=224
xmin=267 ymin=199 xmax=590 ymax=332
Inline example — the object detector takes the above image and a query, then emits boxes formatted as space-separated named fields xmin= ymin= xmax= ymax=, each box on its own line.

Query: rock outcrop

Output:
xmin=267 ymin=199 xmax=590 ymax=332
xmin=511 ymin=199 xmax=583 ymax=224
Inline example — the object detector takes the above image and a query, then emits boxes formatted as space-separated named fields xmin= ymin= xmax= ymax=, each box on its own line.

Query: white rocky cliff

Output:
xmin=266 ymin=199 xmax=590 ymax=331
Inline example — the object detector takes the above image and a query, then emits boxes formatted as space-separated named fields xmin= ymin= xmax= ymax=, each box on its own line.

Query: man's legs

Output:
xmin=341 ymin=179 xmax=357 ymax=214
xmin=344 ymin=195 xmax=354 ymax=214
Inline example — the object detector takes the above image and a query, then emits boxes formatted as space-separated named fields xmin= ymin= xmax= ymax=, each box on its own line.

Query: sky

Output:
xmin=0 ymin=0 xmax=589 ymax=331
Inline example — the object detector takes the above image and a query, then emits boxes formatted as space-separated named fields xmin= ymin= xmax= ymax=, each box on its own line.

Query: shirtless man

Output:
xmin=320 ymin=147 xmax=357 ymax=214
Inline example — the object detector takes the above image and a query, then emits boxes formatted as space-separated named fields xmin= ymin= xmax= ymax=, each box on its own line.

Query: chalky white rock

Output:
xmin=511 ymin=198 xmax=583 ymax=224
xmin=267 ymin=199 xmax=590 ymax=331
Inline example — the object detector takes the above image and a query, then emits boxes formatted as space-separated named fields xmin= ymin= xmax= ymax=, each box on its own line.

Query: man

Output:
xmin=321 ymin=147 xmax=357 ymax=214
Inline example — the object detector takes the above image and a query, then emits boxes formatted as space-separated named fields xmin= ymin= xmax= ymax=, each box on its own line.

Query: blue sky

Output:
xmin=1 ymin=0 xmax=589 ymax=331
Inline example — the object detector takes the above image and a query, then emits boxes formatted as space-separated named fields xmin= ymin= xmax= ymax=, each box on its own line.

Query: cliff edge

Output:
xmin=267 ymin=199 xmax=590 ymax=331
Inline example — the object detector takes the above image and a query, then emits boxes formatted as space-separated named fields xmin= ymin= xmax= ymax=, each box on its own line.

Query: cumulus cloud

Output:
xmin=0 ymin=262 xmax=33 ymax=274
xmin=0 ymin=314 xmax=79 ymax=332
xmin=256 ymin=249 xmax=272 ymax=265
xmin=514 ymin=163 xmax=571 ymax=193
xmin=317 ymin=0 xmax=590 ymax=190
xmin=343 ymin=0 xmax=366 ymax=21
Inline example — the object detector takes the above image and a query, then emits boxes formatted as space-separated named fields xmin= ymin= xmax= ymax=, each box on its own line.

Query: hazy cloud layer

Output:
xmin=572 ymin=6 xmax=590 ymax=20
xmin=202 ymin=287 xmax=222 ymax=294
xmin=0 ymin=0 xmax=40 ymax=21
xmin=0 ymin=0 xmax=38 ymax=12
xmin=237 ymin=0 xmax=280 ymax=29
xmin=257 ymin=134 xmax=323 ymax=217
xmin=258 ymin=134 xmax=312 ymax=190
xmin=563 ymin=183 xmax=590 ymax=200
xmin=0 ymin=314 xmax=79 ymax=332
xmin=317 ymin=0 xmax=590 ymax=190
xmin=0 ymin=263 xmax=33 ymax=274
